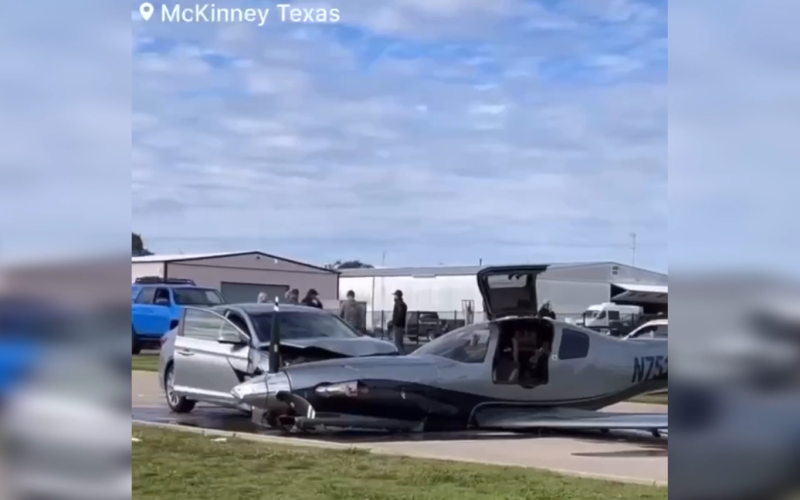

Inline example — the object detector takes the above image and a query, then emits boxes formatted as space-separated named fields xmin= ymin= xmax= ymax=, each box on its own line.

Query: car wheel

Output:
xmin=164 ymin=363 xmax=195 ymax=413
xmin=132 ymin=330 xmax=141 ymax=355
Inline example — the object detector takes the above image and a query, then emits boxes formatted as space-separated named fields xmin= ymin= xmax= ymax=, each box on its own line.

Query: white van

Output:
xmin=580 ymin=303 xmax=643 ymax=330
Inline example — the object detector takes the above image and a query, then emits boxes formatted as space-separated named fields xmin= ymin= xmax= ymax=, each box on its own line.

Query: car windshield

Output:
xmin=584 ymin=310 xmax=601 ymax=318
xmin=413 ymin=327 xmax=491 ymax=363
xmin=172 ymin=288 xmax=225 ymax=306
xmin=250 ymin=311 xmax=361 ymax=343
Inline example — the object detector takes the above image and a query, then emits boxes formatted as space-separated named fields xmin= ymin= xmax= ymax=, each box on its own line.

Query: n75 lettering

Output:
xmin=632 ymin=355 xmax=667 ymax=383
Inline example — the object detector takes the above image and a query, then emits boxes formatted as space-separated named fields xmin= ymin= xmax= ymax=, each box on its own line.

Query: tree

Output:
xmin=132 ymin=232 xmax=153 ymax=256
xmin=326 ymin=259 xmax=374 ymax=270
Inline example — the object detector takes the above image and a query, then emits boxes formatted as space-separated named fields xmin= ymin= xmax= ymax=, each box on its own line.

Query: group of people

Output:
xmin=342 ymin=288 xmax=408 ymax=352
xmin=256 ymin=288 xmax=323 ymax=308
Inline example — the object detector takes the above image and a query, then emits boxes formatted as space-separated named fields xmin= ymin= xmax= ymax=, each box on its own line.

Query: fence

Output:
xmin=363 ymin=310 xmax=593 ymax=347
xmin=366 ymin=310 xmax=468 ymax=347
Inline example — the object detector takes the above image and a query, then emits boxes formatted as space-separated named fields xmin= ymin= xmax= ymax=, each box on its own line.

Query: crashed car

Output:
xmin=158 ymin=303 xmax=398 ymax=413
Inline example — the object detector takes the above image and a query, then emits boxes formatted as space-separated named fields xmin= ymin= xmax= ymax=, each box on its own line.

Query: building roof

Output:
xmin=611 ymin=282 xmax=668 ymax=304
xmin=612 ymin=282 xmax=668 ymax=294
xmin=338 ymin=261 xmax=644 ymax=278
xmin=131 ymin=251 xmax=336 ymax=274
xmin=132 ymin=251 xmax=246 ymax=263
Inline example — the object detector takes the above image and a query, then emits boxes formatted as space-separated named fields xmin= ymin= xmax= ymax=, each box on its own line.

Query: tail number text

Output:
xmin=632 ymin=355 xmax=667 ymax=383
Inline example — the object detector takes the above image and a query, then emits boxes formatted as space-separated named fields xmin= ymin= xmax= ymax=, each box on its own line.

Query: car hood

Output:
xmin=258 ymin=336 xmax=398 ymax=357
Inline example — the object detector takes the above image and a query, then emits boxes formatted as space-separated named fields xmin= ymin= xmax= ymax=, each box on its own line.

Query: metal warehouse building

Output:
xmin=339 ymin=262 xmax=667 ymax=330
xmin=131 ymin=251 xmax=339 ymax=304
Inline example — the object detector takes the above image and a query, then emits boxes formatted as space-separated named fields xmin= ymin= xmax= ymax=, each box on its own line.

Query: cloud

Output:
xmin=133 ymin=0 xmax=667 ymax=269
xmin=0 ymin=2 xmax=131 ymax=258
xmin=669 ymin=0 xmax=800 ymax=273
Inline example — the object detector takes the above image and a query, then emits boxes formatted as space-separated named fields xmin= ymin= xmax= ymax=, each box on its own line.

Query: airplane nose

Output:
xmin=231 ymin=372 xmax=291 ymax=409
xmin=231 ymin=377 xmax=267 ymax=408
xmin=266 ymin=371 xmax=291 ymax=397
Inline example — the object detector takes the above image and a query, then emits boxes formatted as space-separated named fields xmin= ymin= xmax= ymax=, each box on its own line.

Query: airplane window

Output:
xmin=413 ymin=326 xmax=491 ymax=363
xmin=558 ymin=329 xmax=590 ymax=360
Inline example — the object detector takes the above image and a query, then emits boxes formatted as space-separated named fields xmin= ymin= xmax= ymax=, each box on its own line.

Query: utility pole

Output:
xmin=629 ymin=232 xmax=637 ymax=267
xmin=380 ymin=251 xmax=386 ymax=327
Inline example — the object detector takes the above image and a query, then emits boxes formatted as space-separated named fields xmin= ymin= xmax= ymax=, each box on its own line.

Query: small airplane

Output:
xmin=231 ymin=265 xmax=668 ymax=435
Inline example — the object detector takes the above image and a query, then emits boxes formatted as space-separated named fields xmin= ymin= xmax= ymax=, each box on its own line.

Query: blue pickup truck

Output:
xmin=131 ymin=277 xmax=226 ymax=354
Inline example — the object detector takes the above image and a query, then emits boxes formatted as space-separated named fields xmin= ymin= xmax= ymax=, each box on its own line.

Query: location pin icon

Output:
xmin=139 ymin=2 xmax=154 ymax=21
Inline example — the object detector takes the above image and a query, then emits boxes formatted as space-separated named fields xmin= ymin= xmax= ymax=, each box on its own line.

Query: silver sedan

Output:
xmin=159 ymin=303 xmax=397 ymax=413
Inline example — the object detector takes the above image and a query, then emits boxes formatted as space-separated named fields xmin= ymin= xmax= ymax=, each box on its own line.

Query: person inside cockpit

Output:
xmin=529 ymin=339 xmax=551 ymax=384
xmin=510 ymin=328 xmax=538 ymax=384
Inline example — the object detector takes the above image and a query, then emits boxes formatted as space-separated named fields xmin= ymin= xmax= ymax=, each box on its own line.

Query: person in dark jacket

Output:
xmin=301 ymin=289 xmax=323 ymax=309
xmin=537 ymin=300 xmax=556 ymax=320
xmin=391 ymin=290 xmax=408 ymax=352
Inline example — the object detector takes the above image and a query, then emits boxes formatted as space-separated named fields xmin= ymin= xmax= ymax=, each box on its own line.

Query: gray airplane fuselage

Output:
xmin=237 ymin=317 xmax=668 ymax=431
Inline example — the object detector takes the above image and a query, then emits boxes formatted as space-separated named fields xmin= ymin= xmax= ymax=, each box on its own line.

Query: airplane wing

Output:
xmin=473 ymin=406 xmax=667 ymax=431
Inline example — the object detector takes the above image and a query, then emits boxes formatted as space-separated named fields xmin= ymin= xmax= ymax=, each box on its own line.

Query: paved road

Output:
xmin=132 ymin=371 xmax=667 ymax=485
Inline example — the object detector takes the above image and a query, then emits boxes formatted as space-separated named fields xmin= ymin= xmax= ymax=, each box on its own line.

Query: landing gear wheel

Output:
xmin=164 ymin=363 xmax=195 ymax=413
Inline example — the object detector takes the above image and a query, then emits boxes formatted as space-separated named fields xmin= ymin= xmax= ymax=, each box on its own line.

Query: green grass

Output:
xmin=132 ymin=353 xmax=160 ymax=372
xmin=133 ymin=425 xmax=667 ymax=500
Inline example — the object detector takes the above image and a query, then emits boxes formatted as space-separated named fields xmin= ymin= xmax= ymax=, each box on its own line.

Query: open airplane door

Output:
xmin=477 ymin=265 xmax=549 ymax=320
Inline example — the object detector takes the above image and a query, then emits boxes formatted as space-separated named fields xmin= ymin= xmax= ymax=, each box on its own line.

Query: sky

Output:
xmin=132 ymin=0 xmax=667 ymax=271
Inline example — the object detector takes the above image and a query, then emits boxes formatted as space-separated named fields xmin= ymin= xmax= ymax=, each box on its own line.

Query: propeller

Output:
xmin=269 ymin=296 xmax=281 ymax=373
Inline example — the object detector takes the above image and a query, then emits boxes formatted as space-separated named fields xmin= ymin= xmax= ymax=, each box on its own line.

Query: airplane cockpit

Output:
xmin=492 ymin=318 xmax=553 ymax=388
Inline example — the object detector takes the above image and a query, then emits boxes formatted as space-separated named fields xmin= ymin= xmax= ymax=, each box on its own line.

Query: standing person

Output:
xmin=339 ymin=290 xmax=364 ymax=331
xmin=301 ymin=289 xmax=323 ymax=309
xmin=285 ymin=289 xmax=300 ymax=304
xmin=257 ymin=292 xmax=269 ymax=303
xmin=537 ymin=300 xmax=556 ymax=320
xmin=391 ymin=290 xmax=408 ymax=353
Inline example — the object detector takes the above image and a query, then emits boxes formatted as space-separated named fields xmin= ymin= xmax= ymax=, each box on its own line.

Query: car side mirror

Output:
xmin=217 ymin=330 xmax=247 ymax=345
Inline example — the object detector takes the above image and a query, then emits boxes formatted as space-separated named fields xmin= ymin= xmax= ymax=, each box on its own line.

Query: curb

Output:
xmin=132 ymin=420 xmax=667 ymax=487
xmin=132 ymin=420 xmax=359 ymax=450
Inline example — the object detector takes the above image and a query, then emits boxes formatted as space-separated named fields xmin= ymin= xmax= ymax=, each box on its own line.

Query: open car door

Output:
xmin=477 ymin=265 xmax=548 ymax=320
xmin=173 ymin=307 xmax=258 ymax=406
